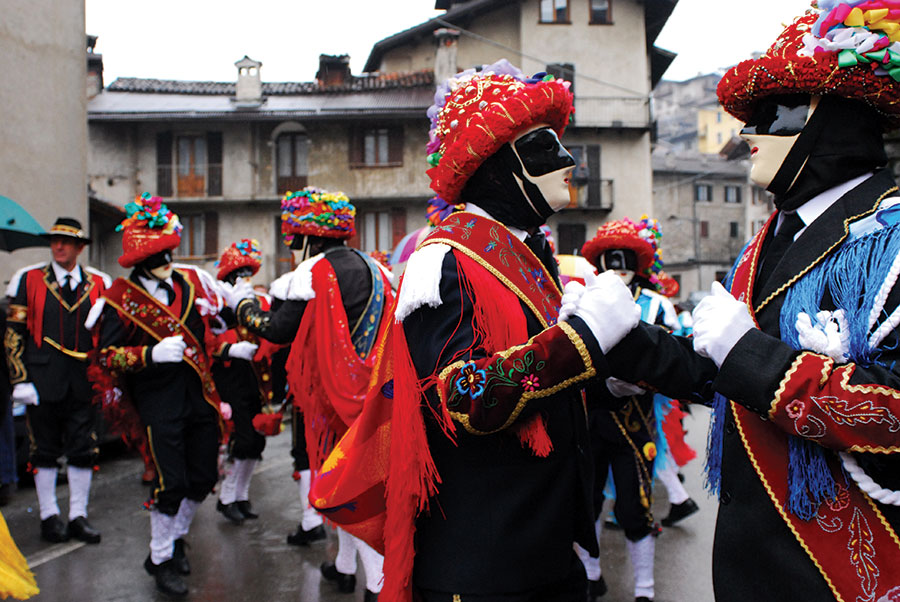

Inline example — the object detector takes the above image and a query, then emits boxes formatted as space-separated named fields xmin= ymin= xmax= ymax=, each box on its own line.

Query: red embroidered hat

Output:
xmin=117 ymin=193 xmax=183 ymax=268
xmin=216 ymin=238 xmax=262 ymax=281
xmin=426 ymin=59 xmax=574 ymax=202
xmin=582 ymin=217 xmax=657 ymax=275
xmin=718 ymin=3 xmax=900 ymax=128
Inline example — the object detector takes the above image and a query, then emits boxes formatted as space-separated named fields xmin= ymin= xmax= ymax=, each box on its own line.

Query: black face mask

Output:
xmin=741 ymin=95 xmax=810 ymax=137
xmin=224 ymin=266 xmax=254 ymax=285
xmin=514 ymin=127 xmax=575 ymax=177
xmin=140 ymin=250 xmax=172 ymax=271
xmin=599 ymin=249 xmax=637 ymax=272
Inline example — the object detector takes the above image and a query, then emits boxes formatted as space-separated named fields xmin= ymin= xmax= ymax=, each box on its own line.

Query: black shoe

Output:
xmin=636 ymin=598 xmax=653 ymax=602
xmin=235 ymin=500 xmax=258 ymax=519
xmin=216 ymin=500 xmax=245 ymax=525
xmin=364 ymin=590 xmax=379 ymax=602
xmin=661 ymin=498 xmax=700 ymax=527
xmin=173 ymin=538 xmax=190 ymax=575
xmin=588 ymin=575 xmax=608 ymax=600
xmin=0 ymin=483 xmax=13 ymax=506
xmin=145 ymin=556 xmax=188 ymax=597
xmin=287 ymin=523 xmax=326 ymax=546
xmin=67 ymin=516 xmax=101 ymax=544
xmin=40 ymin=515 xmax=69 ymax=543
xmin=321 ymin=562 xmax=356 ymax=593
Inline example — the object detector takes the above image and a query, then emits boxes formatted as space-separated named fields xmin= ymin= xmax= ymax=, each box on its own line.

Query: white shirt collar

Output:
xmin=50 ymin=262 xmax=81 ymax=289
xmin=780 ymin=172 xmax=874 ymax=240
xmin=137 ymin=273 xmax=175 ymax=304
xmin=463 ymin=203 xmax=528 ymax=241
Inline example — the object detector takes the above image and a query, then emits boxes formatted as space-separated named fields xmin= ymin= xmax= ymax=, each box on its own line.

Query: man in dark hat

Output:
xmin=5 ymin=217 xmax=109 ymax=544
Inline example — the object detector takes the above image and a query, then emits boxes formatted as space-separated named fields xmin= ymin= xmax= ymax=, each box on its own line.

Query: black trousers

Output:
xmin=229 ymin=390 xmax=265 ymax=460
xmin=416 ymin=551 xmax=588 ymax=602
xmin=138 ymin=390 xmax=220 ymax=516
xmin=290 ymin=406 xmax=310 ymax=472
xmin=26 ymin=391 xmax=98 ymax=468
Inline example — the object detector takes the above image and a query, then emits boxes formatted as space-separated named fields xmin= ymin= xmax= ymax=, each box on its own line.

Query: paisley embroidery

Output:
xmin=812 ymin=395 xmax=900 ymax=433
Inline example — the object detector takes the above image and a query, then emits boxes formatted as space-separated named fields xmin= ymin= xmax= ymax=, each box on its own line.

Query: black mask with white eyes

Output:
xmin=599 ymin=249 xmax=637 ymax=273
xmin=513 ymin=127 xmax=575 ymax=176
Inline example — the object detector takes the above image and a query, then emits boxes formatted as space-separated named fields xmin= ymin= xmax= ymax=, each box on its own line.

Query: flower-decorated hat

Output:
xmin=426 ymin=58 xmax=574 ymax=202
xmin=216 ymin=238 xmax=262 ymax=281
xmin=280 ymin=187 xmax=355 ymax=245
xmin=117 ymin=193 xmax=182 ymax=268
xmin=582 ymin=215 xmax=668 ymax=290
xmin=718 ymin=1 xmax=900 ymax=128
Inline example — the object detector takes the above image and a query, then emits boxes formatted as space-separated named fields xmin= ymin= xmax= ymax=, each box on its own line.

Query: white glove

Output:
xmin=12 ymin=382 xmax=39 ymax=406
xmin=228 ymin=341 xmax=259 ymax=361
xmin=220 ymin=279 xmax=254 ymax=310
xmin=558 ymin=280 xmax=585 ymax=322
xmin=572 ymin=270 xmax=642 ymax=354
xmin=605 ymin=376 xmax=646 ymax=398
xmin=796 ymin=310 xmax=850 ymax=362
xmin=220 ymin=402 xmax=233 ymax=420
xmin=151 ymin=335 xmax=186 ymax=364
xmin=692 ymin=281 xmax=755 ymax=368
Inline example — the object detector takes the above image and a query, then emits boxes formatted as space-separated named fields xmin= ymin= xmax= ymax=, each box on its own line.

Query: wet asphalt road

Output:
xmin=3 ymin=409 xmax=716 ymax=602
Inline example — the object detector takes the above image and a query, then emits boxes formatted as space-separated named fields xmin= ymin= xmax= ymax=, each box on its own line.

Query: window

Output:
xmin=557 ymin=223 xmax=586 ymax=255
xmin=589 ymin=0 xmax=611 ymax=24
xmin=752 ymin=186 xmax=770 ymax=204
xmin=156 ymin=131 xmax=222 ymax=197
xmin=715 ymin=270 xmax=729 ymax=282
xmin=540 ymin=0 xmax=569 ymax=23
xmin=349 ymin=126 xmax=403 ymax=168
xmin=694 ymin=184 xmax=712 ymax=202
xmin=700 ymin=220 xmax=709 ymax=238
xmin=175 ymin=212 xmax=218 ymax=259
xmin=717 ymin=132 xmax=723 ymax=145
xmin=276 ymin=132 xmax=310 ymax=195
xmin=725 ymin=185 xmax=742 ymax=203
xmin=671 ymin=273 xmax=681 ymax=291
xmin=274 ymin=215 xmax=293 ymax=276
xmin=569 ymin=145 xmax=604 ymax=207
xmin=356 ymin=208 xmax=406 ymax=252
xmin=546 ymin=63 xmax=575 ymax=94
xmin=729 ymin=221 xmax=740 ymax=238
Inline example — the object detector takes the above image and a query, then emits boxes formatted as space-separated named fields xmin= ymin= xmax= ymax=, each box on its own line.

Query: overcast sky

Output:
xmin=86 ymin=0 xmax=815 ymax=85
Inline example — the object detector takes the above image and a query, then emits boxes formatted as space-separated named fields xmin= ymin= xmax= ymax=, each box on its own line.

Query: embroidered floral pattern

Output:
xmin=812 ymin=395 xmax=900 ymax=433
xmin=454 ymin=362 xmax=487 ymax=399
xmin=848 ymin=507 xmax=879 ymax=600
xmin=102 ymin=346 xmax=145 ymax=372
xmin=786 ymin=399 xmax=805 ymax=419
xmin=520 ymin=373 xmax=540 ymax=391
xmin=826 ymin=483 xmax=851 ymax=513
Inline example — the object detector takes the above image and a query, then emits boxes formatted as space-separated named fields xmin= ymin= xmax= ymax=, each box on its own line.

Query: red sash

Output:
xmin=729 ymin=217 xmax=900 ymax=602
xmin=102 ymin=273 xmax=225 ymax=419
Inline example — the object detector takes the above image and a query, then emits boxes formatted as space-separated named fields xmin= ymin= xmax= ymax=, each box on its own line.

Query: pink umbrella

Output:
xmin=390 ymin=226 xmax=432 ymax=269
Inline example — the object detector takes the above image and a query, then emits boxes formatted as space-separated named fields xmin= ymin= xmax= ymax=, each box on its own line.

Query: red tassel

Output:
xmin=514 ymin=413 xmax=554 ymax=457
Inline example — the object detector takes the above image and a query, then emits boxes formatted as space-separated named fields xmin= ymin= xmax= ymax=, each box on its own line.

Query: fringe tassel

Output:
xmin=787 ymin=436 xmax=837 ymax=521
xmin=704 ymin=392 xmax=729 ymax=497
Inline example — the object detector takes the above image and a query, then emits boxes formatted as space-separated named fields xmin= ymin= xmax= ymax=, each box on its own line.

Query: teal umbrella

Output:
xmin=0 ymin=195 xmax=48 ymax=251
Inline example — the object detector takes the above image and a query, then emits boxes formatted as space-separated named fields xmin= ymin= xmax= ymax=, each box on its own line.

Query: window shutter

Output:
xmin=348 ymin=127 xmax=363 ymax=167
xmin=207 ymin=132 xmax=223 ymax=196
xmin=586 ymin=145 xmax=601 ymax=207
xmin=156 ymin=131 xmax=173 ymax=196
xmin=204 ymin=211 xmax=219 ymax=256
xmin=391 ymin=207 xmax=406 ymax=247
xmin=388 ymin=126 xmax=404 ymax=165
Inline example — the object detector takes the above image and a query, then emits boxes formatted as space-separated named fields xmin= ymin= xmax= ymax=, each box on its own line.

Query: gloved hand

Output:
xmin=151 ymin=335 xmax=186 ymax=364
xmin=228 ymin=341 xmax=259 ymax=361
xmin=692 ymin=281 xmax=755 ymax=368
xmin=558 ymin=280 xmax=586 ymax=323
xmin=572 ymin=270 xmax=642 ymax=353
xmin=220 ymin=279 xmax=254 ymax=310
xmin=605 ymin=377 xmax=646 ymax=398
xmin=220 ymin=402 xmax=232 ymax=421
xmin=12 ymin=382 xmax=39 ymax=406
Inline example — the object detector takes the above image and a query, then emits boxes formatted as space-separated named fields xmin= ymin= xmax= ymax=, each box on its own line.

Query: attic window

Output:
xmin=540 ymin=0 xmax=569 ymax=23
xmin=590 ymin=0 xmax=612 ymax=24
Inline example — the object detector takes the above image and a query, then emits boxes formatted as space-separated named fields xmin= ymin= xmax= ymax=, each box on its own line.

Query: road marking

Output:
xmin=27 ymin=541 xmax=86 ymax=568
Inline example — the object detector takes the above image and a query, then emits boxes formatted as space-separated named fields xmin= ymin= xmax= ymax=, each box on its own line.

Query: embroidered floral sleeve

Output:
xmin=436 ymin=321 xmax=596 ymax=435
xmin=767 ymin=351 xmax=900 ymax=453
xmin=5 ymin=276 xmax=30 ymax=384
xmin=97 ymin=345 xmax=151 ymax=373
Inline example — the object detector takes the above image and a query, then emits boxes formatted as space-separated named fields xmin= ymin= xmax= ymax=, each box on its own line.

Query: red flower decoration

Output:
xmin=520 ymin=373 xmax=540 ymax=392
xmin=825 ymin=484 xmax=850 ymax=512
xmin=786 ymin=400 xmax=805 ymax=419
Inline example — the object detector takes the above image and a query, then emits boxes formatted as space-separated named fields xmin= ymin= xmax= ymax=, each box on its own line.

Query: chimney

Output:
xmin=234 ymin=55 xmax=263 ymax=106
xmin=433 ymin=28 xmax=460 ymax=86
xmin=316 ymin=55 xmax=351 ymax=88
xmin=86 ymin=34 xmax=103 ymax=99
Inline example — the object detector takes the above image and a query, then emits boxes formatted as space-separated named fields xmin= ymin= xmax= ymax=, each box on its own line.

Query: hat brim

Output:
xmin=41 ymin=231 xmax=91 ymax=244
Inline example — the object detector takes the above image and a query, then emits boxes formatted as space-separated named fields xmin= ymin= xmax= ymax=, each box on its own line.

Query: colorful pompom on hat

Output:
xmin=216 ymin=238 xmax=262 ymax=281
xmin=116 ymin=193 xmax=182 ymax=268
xmin=718 ymin=1 xmax=900 ymax=129
xmin=426 ymin=58 xmax=574 ymax=203
xmin=280 ymin=187 xmax=355 ymax=244
xmin=582 ymin=215 xmax=667 ymax=287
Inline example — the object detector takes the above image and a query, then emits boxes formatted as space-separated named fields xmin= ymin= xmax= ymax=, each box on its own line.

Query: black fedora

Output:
xmin=42 ymin=217 xmax=91 ymax=244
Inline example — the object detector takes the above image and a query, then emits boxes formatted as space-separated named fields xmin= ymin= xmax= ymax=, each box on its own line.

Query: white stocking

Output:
xmin=150 ymin=510 xmax=176 ymax=565
xmin=66 ymin=466 xmax=93 ymax=520
xmin=173 ymin=498 xmax=201 ymax=540
xmin=356 ymin=535 xmax=384 ymax=593
xmin=298 ymin=470 xmax=323 ymax=530
xmin=34 ymin=467 xmax=60 ymax=520
xmin=335 ymin=527 xmax=358 ymax=576
xmin=626 ymin=535 xmax=655 ymax=600
xmin=219 ymin=461 xmax=238 ymax=505
xmin=657 ymin=457 xmax=689 ymax=505
xmin=234 ymin=459 xmax=257 ymax=502
xmin=574 ymin=515 xmax=605 ymax=581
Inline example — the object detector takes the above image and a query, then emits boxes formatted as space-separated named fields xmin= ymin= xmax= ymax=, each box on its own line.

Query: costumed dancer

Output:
xmin=88 ymin=194 xmax=230 ymax=597
xmin=5 ymin=218 xmax=109 ymax=544
xmin=226 ymin=188 xmax=393 ymax=601
xmin=309 ymin=59 xmax=641 ymax=601
xmin=575 ymin=4 xmax=900 ymax=600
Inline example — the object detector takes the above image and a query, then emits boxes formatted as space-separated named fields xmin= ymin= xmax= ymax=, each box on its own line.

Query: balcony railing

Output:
xmin=573 ymin=97 xmax=650 ymax=129
xmin=157 ymin=164 xmax=223 ymax=198
xmin=567 ymin=178 xmax=614 ymax=211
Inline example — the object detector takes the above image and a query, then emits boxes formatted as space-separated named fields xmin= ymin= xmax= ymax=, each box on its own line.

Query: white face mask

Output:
xmin=150 ymin=263 xmax=173 ymax=280
xmin=510 ymin=124 xmax=575 ymax=214
xmin=614 ymin=270 xmax=635 ymax=286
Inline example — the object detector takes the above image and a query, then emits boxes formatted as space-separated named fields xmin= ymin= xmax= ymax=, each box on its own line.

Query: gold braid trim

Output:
xmin=4 ymin=328 xmax=26 ymax=384
xmin=6 ymin=304 xmax=26 ymax=324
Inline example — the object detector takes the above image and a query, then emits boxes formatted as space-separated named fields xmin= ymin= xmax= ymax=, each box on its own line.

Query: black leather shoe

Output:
xmin=635 ymin=597 xmax=652 ymax=602
xmin=235 ymin=500 xmax=258 ymax=519
xmin=144 ymin=556 xmax=188 ymax=597
xmin=216 ymin=500 xmax=245 ymax=525
xmin=67 ymin=516 xmax=101 ymax=544
xmin=661 ymin=498 xmax=699 ymax=527
xmin=287 ymin=523 xmax=325 ymax=546
xmin=364 ymin=590 xmax=379 ymax=602
xmin=321 ymin=562 xmax=356 ymax=593
xmin=40 ymin=515 xmax=69 ymax=543
xmin=173 ymin=538 xmax=190 ymax=575
xmin=0 ymin=482 xmax=13 ymax=506
xmin=588 ymin=575 xmax=608 ymax=600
